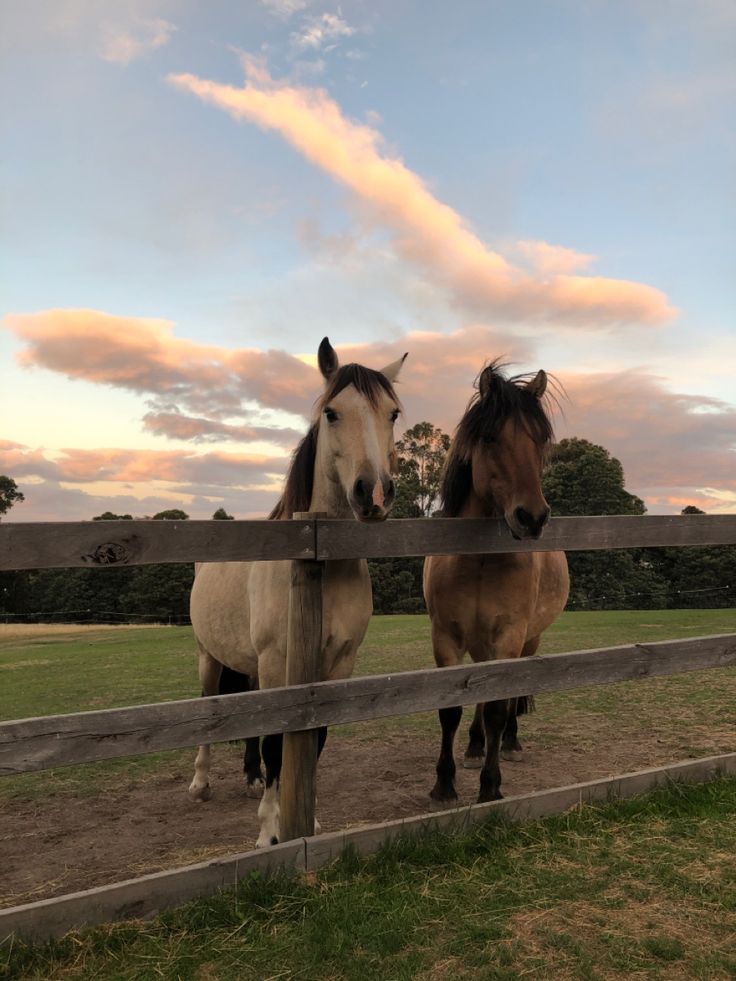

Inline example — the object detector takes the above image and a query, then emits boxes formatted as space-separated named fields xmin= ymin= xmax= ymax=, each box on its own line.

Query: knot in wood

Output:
xmin=82 ymin=542 xmax=129 ymax=566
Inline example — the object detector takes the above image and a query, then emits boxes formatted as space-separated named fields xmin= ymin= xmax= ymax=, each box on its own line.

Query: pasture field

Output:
xmin=4 ymin=777 xmax=736 ymax=980
xmin=1 ymin=610 xmax=735 ymax=911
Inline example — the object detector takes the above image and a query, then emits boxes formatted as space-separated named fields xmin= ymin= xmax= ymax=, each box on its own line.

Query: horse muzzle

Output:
xmin=507 ymin=505 xmax=551 ymax=540
xmin=350 ymin=476 xmax=395 ymax=522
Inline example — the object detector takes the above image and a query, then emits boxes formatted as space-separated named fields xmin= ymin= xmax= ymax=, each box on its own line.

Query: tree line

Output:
xmin=1 ymin=430 xmax=733 ymax=621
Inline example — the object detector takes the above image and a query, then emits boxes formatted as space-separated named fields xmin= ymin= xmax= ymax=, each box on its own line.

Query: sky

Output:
xmin=1 ymin=0 xmax=734 ymax=521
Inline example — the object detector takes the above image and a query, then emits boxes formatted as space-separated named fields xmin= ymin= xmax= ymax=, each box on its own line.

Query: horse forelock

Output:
xmin=269 ymin=363 xmax=402 ymax=520
xmin=440 ymin=362 xmax=555 ymax=516
xmin=318 ymin=362 xmax=402 ymax=412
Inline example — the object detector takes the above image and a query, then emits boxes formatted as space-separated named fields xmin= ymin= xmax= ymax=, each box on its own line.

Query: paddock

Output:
xmin=1 ymin=513 xmax=735 ymax=944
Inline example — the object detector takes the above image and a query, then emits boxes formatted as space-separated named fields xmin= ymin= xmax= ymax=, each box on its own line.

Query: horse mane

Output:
xmin=440 ymin=360 xmax=555 ymax=517
xmin=269 ymin=363 xmax=401 ymax=520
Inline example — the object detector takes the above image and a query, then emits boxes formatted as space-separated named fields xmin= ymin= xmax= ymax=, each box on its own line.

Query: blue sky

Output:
xmin=2 ymin=0 xmax=734 ymax=519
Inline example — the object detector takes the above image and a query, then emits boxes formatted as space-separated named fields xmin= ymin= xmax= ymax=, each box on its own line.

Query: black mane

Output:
xmin=440 ymin=361 xmax=554 ymax=517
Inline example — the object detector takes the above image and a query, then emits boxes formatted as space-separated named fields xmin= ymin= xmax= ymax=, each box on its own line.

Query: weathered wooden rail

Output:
xmin=1 ymin=512 xmax=735 ymax=941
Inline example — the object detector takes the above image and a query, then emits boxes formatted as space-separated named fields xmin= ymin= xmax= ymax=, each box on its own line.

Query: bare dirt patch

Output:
xmin=1 ymin=710 xmax=734 ymax=909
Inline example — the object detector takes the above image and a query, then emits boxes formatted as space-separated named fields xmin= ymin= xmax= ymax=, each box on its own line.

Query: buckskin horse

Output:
xmin=189 ymin=338 xmax=407 ymax=846
xmin=423 ymin=361 xmax=569 ymax=805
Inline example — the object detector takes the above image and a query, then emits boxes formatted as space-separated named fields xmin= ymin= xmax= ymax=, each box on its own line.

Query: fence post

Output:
xmin=280 ymin=511 xmax=325 ymax=842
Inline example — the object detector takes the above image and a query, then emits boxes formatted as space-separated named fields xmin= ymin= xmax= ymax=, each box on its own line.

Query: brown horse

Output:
xmin=423 ymin=361 xmax=569 ymax=805
xmin=189 ymin=337 xmax=407 ymax=846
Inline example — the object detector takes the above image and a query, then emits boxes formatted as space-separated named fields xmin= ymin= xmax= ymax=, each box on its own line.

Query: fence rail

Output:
xmin=2 ymin=513 xmax=736 ymax=570
xmin=2 ymin=633 xmax=735 ymax=777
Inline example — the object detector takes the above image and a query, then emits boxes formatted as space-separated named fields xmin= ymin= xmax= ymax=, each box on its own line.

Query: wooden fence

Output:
xmin=1 ymin=512 xmax=735 ymax=940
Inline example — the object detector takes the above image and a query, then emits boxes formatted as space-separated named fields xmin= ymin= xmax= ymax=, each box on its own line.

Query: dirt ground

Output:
xmin=2 ymin=710 xmax=734 ymax=909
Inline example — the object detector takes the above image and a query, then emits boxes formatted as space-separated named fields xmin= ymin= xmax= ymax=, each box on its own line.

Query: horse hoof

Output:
xmin=188 ymin=782 xmax=211 ymax=802
xmin=477 ymin=790 xmax=503 ymax=804
xmin=245 ymin=777 xmax=265 ymax=799
xmin=501 ymin=749 xmax=523 ymax=763
xmin=462 ymin=756 xmax=483 ymax=769
xmin=428 ymin=794 xmax=458 ymax=811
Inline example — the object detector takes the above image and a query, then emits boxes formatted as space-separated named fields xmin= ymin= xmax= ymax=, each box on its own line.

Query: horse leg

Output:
xmin=501 ymin=636 xmax=540 ymax=762
xmin=256 ymin=733 xmax=283 ymax=848
xmin=188 ymin=645 xmax=222 ymax=802
xmin=430 ymin=705 xmax=463 ymax=805
xmin=218 ymin=664 xmax=265 ymax=797
xmin=478 ymin=698 xmax=510 ymax=803
xmin=463 ymin=703 xmax=486 ymax=768
xmin=243 ymin=736 xmax=264 ymax=798
xmin=429 ymin=625 xmax=465 ymax=805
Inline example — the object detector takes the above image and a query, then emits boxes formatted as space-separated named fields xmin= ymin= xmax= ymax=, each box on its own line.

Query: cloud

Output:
xmin=514 ymin=241 xmax=597 ymax=277
xmin=98 ymin=18 xmax=175 ymax=65
xmin=168 ymin=61 xmax=675 ymax=327
xmin=0 ymin=442 xmax=285 ymax=488
xmin=4 ymin=308 xmax=317 ymax=421
xmin=5 ymin=312 xmax=735 ymax=515
xmin=142 ymin=410 xmax=302 ymax=446
xmin=260 ymin=0 xmax=309 ymax=20
xmin=291 ymin=13 xmax=356 ymax=51
xmin=557 ymin=371 xmax=736 ymax=511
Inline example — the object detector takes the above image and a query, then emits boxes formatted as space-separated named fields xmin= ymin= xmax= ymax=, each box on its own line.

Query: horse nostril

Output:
xmin=354 ymin=479 xmax=367 ymax=501
xmin=541 ymin=507 xmax=551 ymax=527
xmin=386 ymin=480 xmax=395 ymax=501
xmin=515 ymin=507 xmax=534 ymax=528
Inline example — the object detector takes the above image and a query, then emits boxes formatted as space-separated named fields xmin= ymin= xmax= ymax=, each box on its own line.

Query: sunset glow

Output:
xmin=2 ymin=1 xmax=734 ymax=519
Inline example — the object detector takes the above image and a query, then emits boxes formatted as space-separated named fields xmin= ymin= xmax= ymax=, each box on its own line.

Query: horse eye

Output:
xmin=324 ymin=407 xmax=338 ymax=423
xmin=390 ymin=409 xmax=400 ymax=423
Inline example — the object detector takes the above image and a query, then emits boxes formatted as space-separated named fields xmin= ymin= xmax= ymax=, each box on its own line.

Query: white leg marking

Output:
xmin=188 ymin=744 xmax=212 ymax=801
xmin=256 ymin=783 xmax=280 ymax=848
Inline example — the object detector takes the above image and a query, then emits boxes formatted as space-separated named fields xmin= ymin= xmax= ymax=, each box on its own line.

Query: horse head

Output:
xmin=441 ymin=361 xmax=554 ymax=539
xmin=316 ymin=338 xmax=407 ymax=522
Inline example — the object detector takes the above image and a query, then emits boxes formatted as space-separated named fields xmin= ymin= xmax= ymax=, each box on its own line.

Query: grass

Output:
xmin=3 ymin=776 xmax=735 ymax=980
xmin=1 ymin=610 xmax=735 ymax=799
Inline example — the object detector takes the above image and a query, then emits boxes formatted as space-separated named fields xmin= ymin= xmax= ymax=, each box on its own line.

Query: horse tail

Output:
xmin=516 ymin=695 xmax=535 ymax=716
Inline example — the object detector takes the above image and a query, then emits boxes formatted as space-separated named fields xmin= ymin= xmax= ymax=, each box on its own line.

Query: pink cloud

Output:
xmin=168 ymin=62 xmax=675 ymax=327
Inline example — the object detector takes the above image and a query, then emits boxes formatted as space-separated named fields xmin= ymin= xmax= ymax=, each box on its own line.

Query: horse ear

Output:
xmin=318 ymin=337 xmax=339 ymax=381
xmin=526 ymin=370 xmax=547 ymax=399
xmin=379 ymin=352 xmax=408 ymax=383
xmin=478 ymin=365 xmax=494 ymax=399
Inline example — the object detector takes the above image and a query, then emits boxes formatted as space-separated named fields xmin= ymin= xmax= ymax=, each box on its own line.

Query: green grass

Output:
xmin=4 ymin=777 xmax=735 ymax=980
xmin=1 ymin=610 xmax=735 ymax=799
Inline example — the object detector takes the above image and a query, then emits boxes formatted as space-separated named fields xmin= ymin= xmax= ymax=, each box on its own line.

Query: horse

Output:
xmin=188 ymin=337 xmax=407 ymax=847
xmin=423 ymin=360 xmax=569 ymax=805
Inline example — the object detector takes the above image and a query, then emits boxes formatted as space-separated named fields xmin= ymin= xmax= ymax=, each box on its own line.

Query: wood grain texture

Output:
xmin=2 ymin=514 xmax=735 ymax=571
xmin=3 ymin=753 xmax=734 ymax=940
xmin=280 ymin=516 xmax=324 ymax=842
xmin=315 ymin=513 xmax=736 ymax=559
xmin=2 ymin=634 xmax=735 ymax=776
xmin=0 ymin=519 xmax=315 ymax=570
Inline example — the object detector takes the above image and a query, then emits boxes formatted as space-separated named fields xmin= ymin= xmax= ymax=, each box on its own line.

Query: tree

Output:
xmin=394 ymin=422 xmax=451 ymax=517
xmin=212 ymin=507 xmax=234 ymax=520
xmin=543 ymin=438 xmax=645 ymax=516
xmin=93 ymin=511 xmax=133 ymax=520
xmin=647 ymin=507 xmax=735 ymax=609
xmin=370 ymin=422 xmax=450 ymax=613
xmin=0 ymin=476 xmax=24 ymax=518
xmin=543 ymin=438 xmax=667 ymax=610
xmin=152 ymin=508 xmax=190 ymax=521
